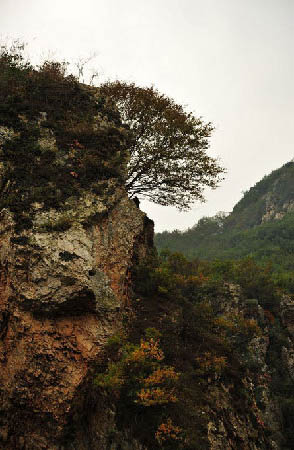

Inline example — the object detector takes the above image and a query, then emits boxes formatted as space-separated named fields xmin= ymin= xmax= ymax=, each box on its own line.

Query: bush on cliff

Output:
xmin=94 ymin=251 xmax=267 ymax=449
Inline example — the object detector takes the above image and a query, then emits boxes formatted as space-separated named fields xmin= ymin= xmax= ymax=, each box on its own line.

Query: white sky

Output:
xmin=1 ymin=0 xmax=293 ymax=231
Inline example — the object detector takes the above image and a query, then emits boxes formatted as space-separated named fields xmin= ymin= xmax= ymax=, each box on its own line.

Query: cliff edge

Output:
xmin=0 ymin=57 xmax=153 ymax=449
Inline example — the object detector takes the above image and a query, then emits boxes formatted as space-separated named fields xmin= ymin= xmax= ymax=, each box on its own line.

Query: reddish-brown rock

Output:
xmin=0 ymin=193 xmax=153 ymax=449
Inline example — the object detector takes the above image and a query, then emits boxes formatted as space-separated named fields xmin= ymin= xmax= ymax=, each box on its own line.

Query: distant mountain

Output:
xmin=155 ymin=161 xmax=294 ymax=271
xmin=225 ymin=160 xmax=294 ymax=230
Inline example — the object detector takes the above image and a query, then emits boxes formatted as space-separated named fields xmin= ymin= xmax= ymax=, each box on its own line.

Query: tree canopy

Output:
xmin=0 ymin=42 xmax=224 ymax=211
xmin=99 ymin=81 xmax=224 ymax=210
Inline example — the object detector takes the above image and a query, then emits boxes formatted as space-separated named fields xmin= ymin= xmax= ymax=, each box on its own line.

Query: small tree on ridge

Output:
xmin=99 ymin=81 xmax=225 ymax=210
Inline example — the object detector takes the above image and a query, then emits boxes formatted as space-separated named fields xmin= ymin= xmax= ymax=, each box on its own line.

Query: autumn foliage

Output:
xmin=155 ymin=419 xmax=183 ymax=445
xmin=95 ymin=334 xmax=179 ymax=407
xmin=95 ymin=329 xmax=182 ymax=446
xmin=99 ymin=81 xmax=224 ymax=209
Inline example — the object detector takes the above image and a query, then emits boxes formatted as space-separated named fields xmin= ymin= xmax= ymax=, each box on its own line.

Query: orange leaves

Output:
xmin=136 ymin=366 xmax=180 ymax=407
xmin=136 ymin=387 xmax=178 ymax=406
xmin=126 ymin=338 xmax=164 ymax=364
xmin=125 ymin=338 xmax=180 ymax=407
xmin=143 ymin=366 xmax=179 ymax=385
xmin=174 ymin=273 xmax=209 ymax=288
xmin=155 ymin=418 xmax=183 ymax=444
xmin=214 ymin=313 xmax=261 ymax=339
xmin=195 ymin=352 xmax=227 ymax=376
xmin=95 ymin=330 xmax=182 ymax=446
xmin=96 ymin=332 xmax=180 ymax=412
xmin=237 ymin=317 xmax=261 ymax=337
xmin=128 ymin=340 xmax=180 ymax=407
xmin=214 ymin=316 xmax=235 ymax=331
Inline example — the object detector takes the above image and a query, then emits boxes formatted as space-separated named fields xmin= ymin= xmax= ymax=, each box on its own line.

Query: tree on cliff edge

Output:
xmin=99 ymin=81 xmax=224 ymax=210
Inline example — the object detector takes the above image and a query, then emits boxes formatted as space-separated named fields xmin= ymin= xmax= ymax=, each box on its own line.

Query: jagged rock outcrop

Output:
xmin=262 ymin=196 xmax=294 ymax=223
xmin=205 ymin=285 xmax=283 ymax=449
xmin=0 ymin=176 xmax=153 ymax=450
xmin=0 ymin=63 xmax=154 ymax=448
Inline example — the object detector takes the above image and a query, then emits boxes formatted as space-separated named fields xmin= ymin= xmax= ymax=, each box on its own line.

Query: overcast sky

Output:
xmin=1 ymin=0 xmax=293 ymax=231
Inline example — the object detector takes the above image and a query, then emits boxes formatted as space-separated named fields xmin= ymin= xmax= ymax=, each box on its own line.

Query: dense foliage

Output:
xmin=99 ymin=81 xmax=224 ymax=209
xmin=156 ymin=212 xmax=294 ymax=280
xmin=155 ymin=162 xmax=294 ymax=284
xmin=94 ymin=251 xmax=294 ymax=448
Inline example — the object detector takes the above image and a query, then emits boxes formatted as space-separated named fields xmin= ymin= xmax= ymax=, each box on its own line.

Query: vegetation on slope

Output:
xmin=93 ymin=251 xmax=294 ymax=449
xmin=156 ymin=212 xmax=294 ymax=280
xmin=226 ymin=161 xmax=294 ymax=230
xmin=155 ymin=162 xmax=294 ymax=282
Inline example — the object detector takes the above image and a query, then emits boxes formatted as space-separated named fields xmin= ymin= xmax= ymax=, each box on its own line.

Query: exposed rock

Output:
xmin=0 ymin=79 xmax=155 ymax=449
xmin=203 ymin=285 xmax=283 ymax=449
xmin=262 ymin=195 xmax=294 ymax=223
xmin=0 ymin=186 xmax=153 ymax=449
xmin=280 ymin=294 xmax=294 ymax=336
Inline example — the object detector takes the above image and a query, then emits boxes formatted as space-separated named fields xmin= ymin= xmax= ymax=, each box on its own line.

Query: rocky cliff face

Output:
xmin=4 ymin=200 xmax=294 ymax=450
xmin=205 ymin=285 xmax=282 ymax=450
xmin=261 ymin=195 xmax=294 ymax=223
xmin=0 ymin=173 xmax=153 ymax=450
xmin=198 ymin=284 xmax=294 ymax=450
xmin=0 ymin=62 xmax=154 ymax=448
xmin=125 ymin=277 xmax=294 ymax=449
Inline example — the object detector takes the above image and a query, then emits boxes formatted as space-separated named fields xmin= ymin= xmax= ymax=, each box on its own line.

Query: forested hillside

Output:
xmin=155 ymin=161 xmax=294 ymax=278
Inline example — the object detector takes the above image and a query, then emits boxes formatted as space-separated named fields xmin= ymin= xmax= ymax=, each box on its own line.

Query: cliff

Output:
xmin=0 ymin=193 xmax=153 ymax=449
xmin=0 ymin=55 xmax=153 ymax=449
